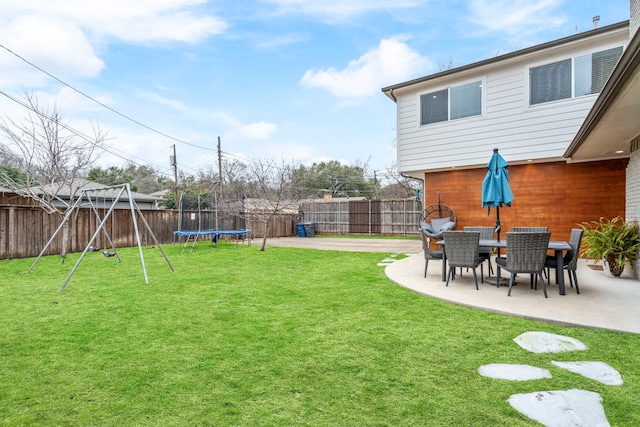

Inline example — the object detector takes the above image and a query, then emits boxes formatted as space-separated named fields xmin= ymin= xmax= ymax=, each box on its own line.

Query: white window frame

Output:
xmin=418 ymin=78 xmax=484 ymax=126
xmin=527 ymin=44 xmax=624 ymax=106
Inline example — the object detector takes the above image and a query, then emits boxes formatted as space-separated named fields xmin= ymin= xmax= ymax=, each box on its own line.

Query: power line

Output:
xmin=0 ymin=43 xmax=216 ymax=152
xmin=0 ymin=44 xmax=285 ymax=175
xmin=0 ymin=43 xmax=381 ymax=183
xmin=0 ymin=88 xmax=174 ymax=177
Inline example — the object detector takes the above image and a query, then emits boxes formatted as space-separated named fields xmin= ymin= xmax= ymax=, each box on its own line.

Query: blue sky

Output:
xmin=0 ymin=0 xmax=631 ymax=182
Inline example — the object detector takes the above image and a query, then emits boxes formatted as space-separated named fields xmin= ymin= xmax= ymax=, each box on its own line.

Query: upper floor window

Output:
xmin=530 ymin=46 xmax=623 ymax=105
xmin=420 ymin=80 xmax=482 ymax=125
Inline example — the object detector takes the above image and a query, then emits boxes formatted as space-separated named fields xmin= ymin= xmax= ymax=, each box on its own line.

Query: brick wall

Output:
xmin=627 ymin=0 xmax=640 ymax=276
xmin=626 ymin=138 xmax=640 ymax=223
xmin=627 ymin=138 xmax=640 ymax=277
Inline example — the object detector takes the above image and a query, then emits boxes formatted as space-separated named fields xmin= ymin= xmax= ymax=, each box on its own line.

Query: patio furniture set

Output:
xmin=420 ymin=224 xmax=583 ymax=298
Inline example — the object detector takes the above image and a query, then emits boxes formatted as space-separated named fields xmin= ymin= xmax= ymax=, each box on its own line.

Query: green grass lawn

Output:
xmin=1 ymin=241 xmax=638 ymax=426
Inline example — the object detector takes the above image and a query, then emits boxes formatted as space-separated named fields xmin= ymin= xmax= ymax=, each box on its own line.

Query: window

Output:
xmin=575 ymin=46 xmax=624 ymax=96
xmin=530 ymin=59 xmax=571 ymax=104
xmin=530 ymin=46 xmax=623 ymax=105
xmin=420 ymin=81 xmax=482 ymax=125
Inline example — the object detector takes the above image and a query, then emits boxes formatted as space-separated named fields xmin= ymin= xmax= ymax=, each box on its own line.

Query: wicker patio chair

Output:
xmin=545 ymin=228 xmax=583 ymax=294
xmin=418 ymin=203 xmax=457 ymax=240
xmin=464 ymin=226 xmax=495 ymax=275
xmin=420 ymin=227 xmax=443 ymax=278
xmin=442 ymin=231 xmax=483 ymax=290
xmin=495 ymin=231 xmax=551 ymax=298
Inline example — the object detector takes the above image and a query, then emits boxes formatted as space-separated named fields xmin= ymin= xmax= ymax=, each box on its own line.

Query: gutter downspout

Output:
xmin=402 ymin=172 xmax=424 ymax=228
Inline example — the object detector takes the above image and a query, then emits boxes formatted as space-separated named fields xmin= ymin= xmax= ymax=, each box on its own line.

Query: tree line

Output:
xmin=0 ymin=92 xmax=420 ymax=251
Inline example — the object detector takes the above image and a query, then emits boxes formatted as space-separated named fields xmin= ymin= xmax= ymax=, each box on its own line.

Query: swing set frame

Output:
xmin=27 ymin=183 xmax=174 ymax=289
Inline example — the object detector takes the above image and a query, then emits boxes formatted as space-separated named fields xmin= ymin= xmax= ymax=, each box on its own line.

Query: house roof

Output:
xmin=381 ymin=21 xmax=629 ymax=102
xmin=31 ymin=178 xmax=160 ymax=202
xmin=148 ymin=189 xmax=170 ymax=198
xmin=564 ymin=23 xmax=640 ymax=161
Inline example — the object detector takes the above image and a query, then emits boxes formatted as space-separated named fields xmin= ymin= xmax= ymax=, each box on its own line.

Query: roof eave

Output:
xmin=381 ymin=21 xmax=629 ymax=96
xmin=565 ymin=25 xmax=640 ymax=159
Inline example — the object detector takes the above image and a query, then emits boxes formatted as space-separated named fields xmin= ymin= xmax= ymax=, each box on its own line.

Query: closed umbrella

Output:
xmin=481 ymin=148 xmax=514 ymax=242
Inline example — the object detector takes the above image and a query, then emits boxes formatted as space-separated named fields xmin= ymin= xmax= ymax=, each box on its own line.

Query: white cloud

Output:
xmin=0 ymin=0 xmax=227 ymax=43
xmin=136 ymin=91 xmax=189 ymax=112
xmin=265 ymin=142 xmax=316 ymax=162
xmin=300 ymin=36 xmax=431 ymax=97
xmin=32 ymin=86 xmax=110 ymax=114
xmin=212 ymin=111 xmax=243 ymax=129
xmin=210 ymin=112 xmax=277 ymax=140
xmin=252 ymin=33 xmax=311 ymax=50
xmin=265 ymin=0 xmax=427 ymax=21
xmin=241 ymin=121 xmax=278 ymax=139
xmin=467 ymin=0 xmax=565 ymax=36
xmin=0 ymin=15 xmax=104 ymax=87
xmin=0 ymin=1 xmax=226 ymax=89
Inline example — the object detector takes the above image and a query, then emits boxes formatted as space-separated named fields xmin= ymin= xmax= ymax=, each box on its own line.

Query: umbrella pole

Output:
xmin=485 ymin=205 xmax=507 ymax=287
xmin=495 ymin=206 xmax=501 ymax=242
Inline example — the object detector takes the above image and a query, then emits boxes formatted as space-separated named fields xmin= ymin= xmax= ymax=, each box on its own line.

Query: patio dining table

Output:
xmin=437 ymin=238 xmax=572 ymax=295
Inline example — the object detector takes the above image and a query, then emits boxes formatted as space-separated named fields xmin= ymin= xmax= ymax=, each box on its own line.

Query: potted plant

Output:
xmin=580 ymin=216 xmax=640 ymax=277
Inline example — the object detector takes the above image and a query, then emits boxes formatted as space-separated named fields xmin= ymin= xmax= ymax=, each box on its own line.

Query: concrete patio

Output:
xmin=385 ymin=253 xmax=640 ymax=334
xmin=266 ymin=237 xmax=640 ymax=334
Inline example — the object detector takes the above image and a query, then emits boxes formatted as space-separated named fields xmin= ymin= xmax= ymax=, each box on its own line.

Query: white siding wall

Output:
xmin=395 ymin=30 xmax=628 ymax=174
xmin=632 ymin=0 xmax=640 ymax=37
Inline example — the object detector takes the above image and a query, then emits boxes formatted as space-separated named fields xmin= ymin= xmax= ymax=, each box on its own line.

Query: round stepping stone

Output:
xmin=551 ymin=361 xmax=623 ymax=385
xmin=514 ymin=331 xmax=588 ymax=353
xmin=508 ymin=389 xmax=609 ymax=427
xmin=479 ymin=363 xmax=552 ymax=381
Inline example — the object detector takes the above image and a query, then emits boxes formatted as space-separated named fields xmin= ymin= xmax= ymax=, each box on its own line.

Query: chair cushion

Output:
xmin=545 ymin=253 xmax=571 ymax=267
xmin=429 ymin=250 xmax=444 ymax=259
xmin=440 ymin=221 xmax=456 ymax=232
xmin=431 ymin=217 xmax=452 ymax=232
xmin=420 ymin=221 xmax=434 ymax=233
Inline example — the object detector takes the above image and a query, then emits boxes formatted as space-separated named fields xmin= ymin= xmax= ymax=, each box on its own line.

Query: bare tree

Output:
xmin=436 ymin=56 xmax=458 ymax=71
xmin=245 ymin=158 xmax=297 ymax=251
xmin=379 ymin=162 xmax=422 ymax=199
xmin=222 ymin=158 xmax=252 ymax=199
xmin=0 ymin=91 xmax=107 ymax=259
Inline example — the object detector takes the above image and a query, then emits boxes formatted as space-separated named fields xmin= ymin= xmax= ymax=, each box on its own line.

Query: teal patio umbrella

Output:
xmin=481 ymin=148 xmax=514 ymax=242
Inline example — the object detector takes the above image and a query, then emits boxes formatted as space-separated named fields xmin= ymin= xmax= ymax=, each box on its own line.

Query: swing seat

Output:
xmin=418 ymin=203 xmax=457 ymax=240
xmin=103 ymin=250 xmax=116 ymax=258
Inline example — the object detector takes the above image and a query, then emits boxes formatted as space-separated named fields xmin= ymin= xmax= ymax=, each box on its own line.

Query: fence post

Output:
xmin=368 ymin=200 xmax=371 ymax=236
xmin=403 ymin=199 xmax=407 ymax=237
xmin=8 ymin=207 xmax=16 ymax=259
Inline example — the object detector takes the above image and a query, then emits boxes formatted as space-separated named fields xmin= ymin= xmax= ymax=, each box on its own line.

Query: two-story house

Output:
xmin=382 ymin=16 xmax=636 ymax=241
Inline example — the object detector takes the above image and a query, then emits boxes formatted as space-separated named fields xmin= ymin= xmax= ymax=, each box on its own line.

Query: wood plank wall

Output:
xmin=300 ymin=200 xmax=422 ymax=235
xmin=348 ymin=201 xmax=381 ymax=234
xmin=422 ymin=159 xmax=627 ymax=242
xmin=0 ymin=207 xmax=299 ymax=260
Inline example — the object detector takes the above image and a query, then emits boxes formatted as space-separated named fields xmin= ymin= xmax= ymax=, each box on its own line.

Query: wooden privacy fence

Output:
xmin=299 ymin=199 xmax=422 ymax=236
xmin=0 ymin=205 xmax=299 ymax=260
xmin=0 ymin=199 xmax=422 ymax=259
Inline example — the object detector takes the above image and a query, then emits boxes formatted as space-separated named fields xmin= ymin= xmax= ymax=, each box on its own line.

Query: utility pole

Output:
xmin=171 ymin=144 xmax=178 ymax=208
xmin=217 ymin=136 xmax=224 ymax=201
